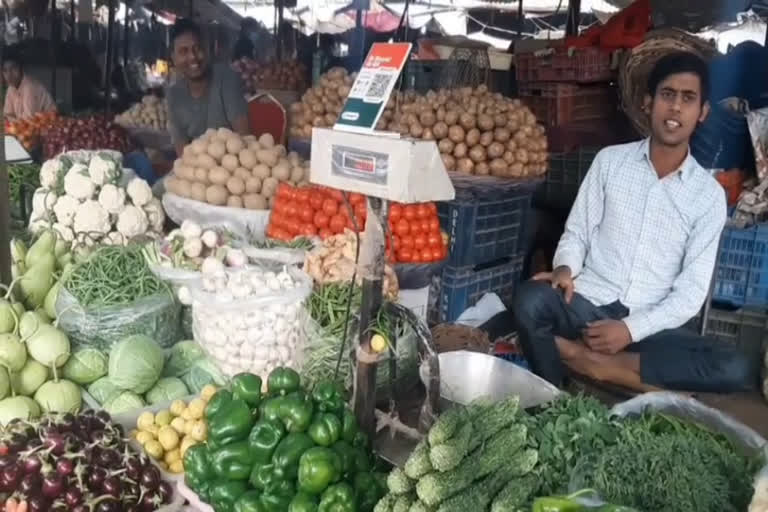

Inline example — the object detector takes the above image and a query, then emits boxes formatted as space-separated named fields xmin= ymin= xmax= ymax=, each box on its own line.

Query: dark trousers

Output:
xmin=512 ymin=280 xmax=755 ymax=393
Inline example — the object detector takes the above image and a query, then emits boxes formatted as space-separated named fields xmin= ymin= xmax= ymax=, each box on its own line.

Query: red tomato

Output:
xmin=413 ymin=234 xmax=427 ymax=250
xmin=314 ymin=211 xmax=330 ymax=228
xmin=272 ymin=201 xmax=287 ymax=215
xmin=409 ymin=220 xmax=422 ymax=234
xmin=277 ymin=183 xmax=295 ymax=200
xmin=431 ymin=247 xmax=443 ymax=261
xmin=273 ymin=228 xmax=290 ymax=241
xmin=349 ymin=192 xmax=365 ymax=205
xmin=286 ymin=219 xmax=301 ymax=235
xmin=354 ymin=204 xmax=367 ymax=222
xmin=427 ymin=202 xmax=438 ymax=215
xmin=309 ymin=192 xmax=324 ymax=211
xmin=322 ymin=199 xmax=339 ymax=216
xmin=415 ymin=204 xmax=429 ymax=219
xmin=421 ymin=248 xmax=434 ymax=262
xmin=329 ymin=214 xmax=346 ymax=233
xmin=427 ymin=232 xmax=441 ymax=247
xmin=285 ymin=202 xmax=299 ymax=218
xmin=403 ymin=205 xmax=418 ymax=221
xmin=299 ymin=205 xmax=314 ymax=223
xmin=389 ymin=204 xmax=403 ymax=223
xmin=301 ymin=224 xmax=317 ymax=236
xmin=398 ymin=248 xmax=414 ymax=263
xmin=392 ymin=235 xmax=401 ymax=251
xmin=400 ymin=235 xmax=414 ymax=249
xmin=319 ymin=228 xmax=333 ymax=239
xmin=395 ymin=219 xmax=410 ymax=237
xmin=294 ymin=188 xmax=310 ymax=203
xmin=266 ymin=224 xmax=278 ymax=239
xmin=329 ymin=189 xmax=344 ymax=202
xmin=419 ymin=219 xmax=430 ymax=233
xmin=428 ymin=218 xmax=440 ymax=233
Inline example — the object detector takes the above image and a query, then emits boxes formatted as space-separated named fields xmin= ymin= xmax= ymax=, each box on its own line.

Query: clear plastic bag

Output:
xmin=162 ymin=193 xmax=270 ymax=240
xmin=55 ymin=287 xmax=181 ymax=351
xmin=243 ymin=246 xmax=307 ymax=266
xmin=190 ymin=264 xmax=312 ymax=378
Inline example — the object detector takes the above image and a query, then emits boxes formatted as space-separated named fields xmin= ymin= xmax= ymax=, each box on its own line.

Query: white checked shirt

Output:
xmin=553 ymin=139 xmax=727 ymax=342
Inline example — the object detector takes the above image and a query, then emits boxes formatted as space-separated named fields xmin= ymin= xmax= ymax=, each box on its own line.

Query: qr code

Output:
xmin=365 ymin=73 xmax=392 ymax=100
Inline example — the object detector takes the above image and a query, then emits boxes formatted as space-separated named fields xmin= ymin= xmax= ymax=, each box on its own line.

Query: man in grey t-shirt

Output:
xmin=166 ymin=19 xmax=250 ymax=157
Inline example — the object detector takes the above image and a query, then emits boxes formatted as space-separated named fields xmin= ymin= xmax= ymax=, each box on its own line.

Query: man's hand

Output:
xmin=533 ymin=265 xmax=575 ymax=303
xmin=583 ymin=320 xmax=632 ymax=354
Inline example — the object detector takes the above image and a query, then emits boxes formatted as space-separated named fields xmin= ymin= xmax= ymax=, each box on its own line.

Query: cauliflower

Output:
xmin=28 ymin=217 xmax=51 ymax=235
xmin=73 ymin=200 xmax=110 ymax=237
xmin=142 ymin=198 xmax=165 ymax=233
xmin=104 ymin=231 xmax=127 ymax=245
xmin=116 ymin=205 xmax=149 ymax=238
xmin=98 ymin=184 xmax=127 ymax=215
xmin=52 ymin=195 xmax=80 ymax=227
xmin=64 ymin=164 xmax=96 ymax=200
xmin=126 ymin=178 xmax=153 ymax=207
xmin=88 ymin=154 xmax=120 ymax=186
xmin=52 ymin=223 xmax=75 ymax=242
xmin=32 ymin=188 xmax=58 ymax=217
xmin=40 ymin=158 xmax=62 ymax=189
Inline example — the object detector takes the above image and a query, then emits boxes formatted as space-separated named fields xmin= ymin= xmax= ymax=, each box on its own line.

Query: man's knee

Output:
xmin=513 ymin=280 xmax=555 ymax=322
xmin=717 ymin=351 xmax=756 ymax=392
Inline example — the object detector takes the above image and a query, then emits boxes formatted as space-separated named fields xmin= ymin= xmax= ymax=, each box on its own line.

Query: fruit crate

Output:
xmin=713 ymin=223 xmax=768 ymax=307
xmin=535 ymin=147 xmax=600 ymax=209
xmin=515 ymin=47 xmax=613 ymax=83
xmin=519 ymin=82 xmax=618 ymax=127
xmin=437 ymin=181 xmax=535 ymax=267
xmin=403 ymin=59 xmax=449 ymax=93
xmin=702 ymin=308 xmax=768 ymax=374
xmin=428 ymin=255 xmax=524 ymax=325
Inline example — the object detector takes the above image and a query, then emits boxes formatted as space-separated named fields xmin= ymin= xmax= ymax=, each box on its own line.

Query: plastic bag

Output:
xmin=243 ymin=246 xmax=307 ymax=266
xmin=56 ymin=287 xmax=180 ymax=351
xmin=191 ymin=264 xmax=312 ymax=378
xmin=162 ymin=193 xmax=270 ymax=240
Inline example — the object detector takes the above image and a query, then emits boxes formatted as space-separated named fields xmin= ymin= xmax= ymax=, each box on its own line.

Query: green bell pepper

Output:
xmin=353 ymin=472 xmax=382 ymax=512
xmin=210 ymin=480 xmax=249 ymax=511
xmin=318 ymin=482 xmax=357 ymax=512
xmin=279 ymin=394 xmax=315 ymax=433
xmin=311 ymin=381 xmax=345 ymax=413
xmin=260 ymin=396 xmax=286 ymax=422
xmin=289 ymin=491 xmax=319 ymax=512
xmin=331 ymin=440 xmax=356 ymax=477
xmin=249 ymin=418 xmax=286 ymax=463
xmin=341 ymin=409 xmax=358 ymax=443
xmin=272 ymin=432 xmax=316 ymax=478
xmin=532 ymin=497 xmax=585 ymax=512
xmin=212 ymin=441 xmax=254 ymax=480
xmin=209 ymin=397 xmax=255 ymax=446
xmin=234 ymin=490 xmax=268 ymax=512
xmin=232 ymin=373 xmax=263 ymax=407
xmin=308 ymin=413 xmax=342 ymax=446
xmin=351 ymin=447 xmax=372 ymax=473
xmin=183 ymin=443 xmax=213 ymax=487
xmin=205 ymin=389 xmax=234 ymax=420
xmin=267 ymin=367 xmax=301 ymax=395
xmin=250 ymin=463 xmax=280 ymax=492
xmin=260 ymin=480 xmax=296 ymax=511
xmin=352 ymin=431 xmax=369 ymax=450
xmin=298 ymin=446 xmax=343 ymax=494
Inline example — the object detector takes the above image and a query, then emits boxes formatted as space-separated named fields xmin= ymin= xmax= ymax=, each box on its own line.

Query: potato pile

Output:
xmin=232 ymin=58 xmax=307 ymax=95
xmin=289 ymin=67 xmax=353 ymax=138
xmin=115 ymin=95 xmax=169 ymax=131
xmin=165 ymin=128 xmax=310 ymax=209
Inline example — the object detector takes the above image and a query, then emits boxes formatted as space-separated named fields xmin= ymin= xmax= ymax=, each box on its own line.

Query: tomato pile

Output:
xmin=43 ymin=115 xmax=134 ymax=160
xmin=5 ymin=111 xmax=58 ymax=150
xmin=266 ymin=184 xmax=448 ymax=263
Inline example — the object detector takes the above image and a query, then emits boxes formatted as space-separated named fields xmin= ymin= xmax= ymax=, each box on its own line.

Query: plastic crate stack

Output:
xmin=535 ymin=147 xmax=600 ymax=209
xmin=429 ymin=180 xmax=536 ymax=324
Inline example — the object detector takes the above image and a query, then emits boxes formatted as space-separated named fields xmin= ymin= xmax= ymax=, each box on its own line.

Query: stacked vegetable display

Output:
xmin=115 ymin=95 xmax=169 ymax=132
xmin=28 ymin=150 xmax=165 ymax=247
xmin=43 ymin=115 xmax=134 ymax=159
xmin=8 ymin=163 xmax=40 ymax=221
xmin=183 ymin=367 xmax=388 ymax=512
xmin=165 ymin=130 xmax=310 ymax=209
xmin=5 ymin=111 xmax=58 ymax=150
xmin=232 ymin=58 xmax=307 ymax=94
xmin=288 ymin=68 xmax=353 ymax=138
xmin=0 ymin=411 xmax=175 ymax=511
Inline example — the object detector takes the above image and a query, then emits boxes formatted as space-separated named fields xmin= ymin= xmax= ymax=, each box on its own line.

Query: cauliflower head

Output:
xmin=126 ymin=178 xmax=153 ymax=207
xmin=116 ymin=205 xmax=149 ymax=238
xmin=98 ymin=184 xmax=127 ymax=215
xmin=88 ymin=154 xmax=121 ymax=186
xmin=40 ymin=158 xmax=63 ymax=189
xmin=28 ymin=216 xmax=51 ymax=235
xmin=73 ymin=200 xmax=111 ymax=237
xmin=31 ymin=188 xmax=58 ymax=218
xmin=52 ymin=223 xmax=75 ymax=242
xmin=104 ymin=231 xmax=127 ymax=245
xmin=64 ymin=164 xmax=96 ymax=200
xmin=142 ymin=198 xmax=165 ymax=233
xmin=52 ymin=195 xmax=80 ymax=227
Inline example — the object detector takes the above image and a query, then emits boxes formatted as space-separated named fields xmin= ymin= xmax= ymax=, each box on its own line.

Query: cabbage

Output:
xmin=105 ymin=391 xmax=145 ymax=414
xmin=10 ymin=360 xmax=48 ymax=396
xmin=0 ymin=368 xmax=9 ymax=400
xmin=108 ymin=335 xmax=163 ymax=393
xmin=62 ymin=348 xmax=107 ymax=385
xmin=0 ymin=396 xmax=40 ymax=425
xmin=87 ymin=377 xmax=122 ymax=405
xmin=34 ymin=380 xmax=82 ymax=413
xmin=162 ymin=341 xmax=205 ymax=378
xmin=182 ymin=358 xmax=227 ymax=394
xmin=145 ymin=377 xmax=189 ymax=405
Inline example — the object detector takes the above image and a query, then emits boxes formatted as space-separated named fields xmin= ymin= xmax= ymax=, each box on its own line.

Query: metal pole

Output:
xmin=123 ymin=6 xmax=130 ymax=68
xmin=566 ymin=0 xmax=580 ymax=36
xmin=277 ymin=3 xmax=284 ymax=60
xmin=50 ymin=0 xmax=58 ymax=103
xmin=105 ymin=0 xmax=115 ymax=115
xmin=517 ymin=0 xmax=523 ymax=38
xmin=354 ymin=9 xmax=364 ymax=68
xmin=69 ymin=0 xmax=75 ymax=41
xmin=0 ymin=57 xmax=11 ymax=287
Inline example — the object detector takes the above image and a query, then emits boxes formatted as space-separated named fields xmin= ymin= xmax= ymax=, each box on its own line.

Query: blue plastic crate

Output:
xmin=713 ymin=223 xmax=768 ymax=307
xmin=429 ymin=255 xmax=524 ymax=324
xmin=438 ymin=187 xmax=532 ymax=267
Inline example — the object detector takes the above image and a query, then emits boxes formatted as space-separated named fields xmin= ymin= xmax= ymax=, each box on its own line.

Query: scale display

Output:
xmin=330 ymin=145 xmax=389 ymax=185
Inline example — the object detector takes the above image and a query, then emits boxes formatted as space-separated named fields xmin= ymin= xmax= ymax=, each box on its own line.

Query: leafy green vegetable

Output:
xmin=87 ymin=377 xmax=121 ymax=405
xmin=145 ymin=377 xmax=189 ymax=405
xmin=387 ymin=467 xmax=415 ymax=495
xmin=404 ymin=439 xmax=433 ymax=480
xmin=62 ymin=348 xmax=107 ymax=384
xmin=107 ymin=334 xmax=163 ymax=393
xmin=105 ymin=391 xmax=145 ymax=414
xmin=162 ymin=340 xmax=205 ymax=377
xmin=181 ymin=358 xmax=227 ymax=394
xmin=429 ymin=421 xmax=472 ymax=472
xmin=490 ymin=474 xmax=538 ymax=512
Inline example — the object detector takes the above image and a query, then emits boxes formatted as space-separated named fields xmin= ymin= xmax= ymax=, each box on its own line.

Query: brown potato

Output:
xmin=441 ymin=154 xmax=456 ymax=172
xmin=456 ymin=158 xmax=474 ymax=174
xmin=479 ymin=131 xmax=494 ymax=147
xmin=469 ymin=145 xmax=487 ymax=163
xmin=448 ymin=125 xmax=466 ymax=143
xmin=453 ymin=142 xmax=468 ymax=158
xmin=438 ymin=138 xmax=455 ymax=154
xmin=466 ymin=128 xmax=481 ymax=146
xmin=433 ymin=121 xmax=449 ymax=139
xmin=488 ymin=142 xmax=505 ymax=159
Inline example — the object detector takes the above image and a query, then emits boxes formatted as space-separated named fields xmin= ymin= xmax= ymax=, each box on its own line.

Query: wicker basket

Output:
xmin=619 ymin=28 xmax=718 ymax=135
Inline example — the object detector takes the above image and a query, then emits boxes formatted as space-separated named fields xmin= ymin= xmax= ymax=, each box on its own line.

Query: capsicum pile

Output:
xmin=183 ymin=367 xmax=388 ymax=512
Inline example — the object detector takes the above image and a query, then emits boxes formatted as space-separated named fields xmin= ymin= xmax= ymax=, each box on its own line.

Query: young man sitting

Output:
xmin=513 ymin=52 xmax=754 ymax=393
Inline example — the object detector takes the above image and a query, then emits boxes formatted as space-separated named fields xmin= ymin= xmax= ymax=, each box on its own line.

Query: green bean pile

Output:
xmin=9 ymin=163 xmax=40 ymax=219
xmin=64 ymin=245 xmax=171 ymax=307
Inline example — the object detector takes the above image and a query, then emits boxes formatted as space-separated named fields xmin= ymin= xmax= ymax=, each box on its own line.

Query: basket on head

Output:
xmin=619 ymin=28 xmax=718 ymax=135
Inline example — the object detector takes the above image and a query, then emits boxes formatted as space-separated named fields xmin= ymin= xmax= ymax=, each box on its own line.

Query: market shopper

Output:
xmin=2 ymin=49 xmax=57 ymax=120
xmin=167 ymin=18 xmax=250 ymax=157
xmin=513 ymin=52 xmax=753 ymax=394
